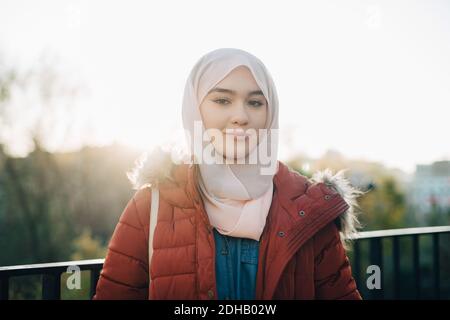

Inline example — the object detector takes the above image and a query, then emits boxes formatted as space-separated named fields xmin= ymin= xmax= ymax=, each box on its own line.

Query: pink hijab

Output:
xmin=182 ymin=48 xmax=279 ymax=241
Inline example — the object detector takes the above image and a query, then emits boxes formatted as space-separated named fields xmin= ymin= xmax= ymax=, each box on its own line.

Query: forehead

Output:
xmin=213 ymin=65 xmax=261 ymax=92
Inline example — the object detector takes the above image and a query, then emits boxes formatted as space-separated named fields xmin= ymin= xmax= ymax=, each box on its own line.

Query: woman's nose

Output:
xmin=230 ymin=103 xmax=249 ymax=126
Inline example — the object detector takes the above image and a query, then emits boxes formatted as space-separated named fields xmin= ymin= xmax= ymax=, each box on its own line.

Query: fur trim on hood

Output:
xmin=127 ymin=145 xmax=191 ymax=190
xmin=127 ymin=145 xmax=364 ymax=242
xmin=311 ymin=168 xmax=365 ymax=242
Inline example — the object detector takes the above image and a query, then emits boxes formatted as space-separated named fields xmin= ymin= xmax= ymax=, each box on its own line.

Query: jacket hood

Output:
xmin=127 ymin=145 xmax=364 ymax=241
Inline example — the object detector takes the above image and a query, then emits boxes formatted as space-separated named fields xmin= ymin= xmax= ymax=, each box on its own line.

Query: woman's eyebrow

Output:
xmin=207 ymin=87 xmax=264 ymax=96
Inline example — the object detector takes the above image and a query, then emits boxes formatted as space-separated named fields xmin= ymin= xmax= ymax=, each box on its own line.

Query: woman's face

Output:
xmin=199 ymin=65 xmax=268 ymax=160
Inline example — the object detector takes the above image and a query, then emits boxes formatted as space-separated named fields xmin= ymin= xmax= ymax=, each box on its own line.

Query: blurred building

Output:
xmin=409 ymin=161 xmax=450 ymax=214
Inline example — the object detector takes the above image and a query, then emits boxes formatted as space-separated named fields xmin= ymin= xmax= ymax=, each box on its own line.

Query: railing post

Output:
xmin=393 ymin=237 xmax=400 ymax=299
xmin=433 ymin=233 xmax=440 ymax=299
xmin=0 ymin=276 xmax=9 ymax=300
xmin=353 ymin=240 xmax=361 ymax=291
xmin=42 ymin=273 xmax=61 ymax=300
xmin=369 ymin=237 xmax=383 ymax=299
xmin=412 ymin=235 xmax=421 ymax=299
xmin=90 ymin=268 xmax=100 ymax=299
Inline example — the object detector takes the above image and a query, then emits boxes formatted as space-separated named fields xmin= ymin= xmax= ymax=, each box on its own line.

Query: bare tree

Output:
xmin=0 ymin=53 xmax=84 ymax=262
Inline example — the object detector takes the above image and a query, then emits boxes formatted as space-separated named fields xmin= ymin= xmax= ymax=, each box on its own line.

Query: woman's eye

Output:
xmin=213 ymin=98 xmax=231 ymax=105
xmin=248 ymin=100 xmax=263 ymax=107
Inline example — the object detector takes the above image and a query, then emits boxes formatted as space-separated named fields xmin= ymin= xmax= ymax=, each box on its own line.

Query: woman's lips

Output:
xmin=225 ymin=128 xmax=250 ymax=137
xmin=224 ymin=129 xmax=250 ymax=141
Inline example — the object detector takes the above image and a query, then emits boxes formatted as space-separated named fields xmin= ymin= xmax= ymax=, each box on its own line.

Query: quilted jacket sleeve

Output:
xmin=93 ymin=190 xmax=150 ymax=300
xmin=313 ymin=222 xmax=362 ymax=300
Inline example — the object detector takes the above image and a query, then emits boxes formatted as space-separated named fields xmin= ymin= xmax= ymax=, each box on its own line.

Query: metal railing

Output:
xmin=350 ymin=226 xmax=450 ymax=300
xmin=0 ymin=259 xmax=103 ymax=300
xmin=0 ymin=226 xmax=449 ymax=300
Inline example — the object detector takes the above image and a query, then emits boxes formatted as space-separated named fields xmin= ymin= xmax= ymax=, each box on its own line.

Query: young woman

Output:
xmin=93 ymin=48 xmax=363 ymax=300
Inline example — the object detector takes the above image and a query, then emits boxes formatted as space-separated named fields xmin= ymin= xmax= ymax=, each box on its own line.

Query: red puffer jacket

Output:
xmin=94 ymin=148 xmax=363 ymax=300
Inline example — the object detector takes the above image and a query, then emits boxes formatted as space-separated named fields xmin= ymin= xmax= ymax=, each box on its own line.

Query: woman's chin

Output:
xmin=221 ymin=146 xmax=258 ymax=163
xmin=210 ymin=140 xmax=261 ymax=163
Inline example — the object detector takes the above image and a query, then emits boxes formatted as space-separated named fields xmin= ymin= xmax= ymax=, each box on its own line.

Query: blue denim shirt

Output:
xmin=213 ymin=227 xmax=260 ymax=300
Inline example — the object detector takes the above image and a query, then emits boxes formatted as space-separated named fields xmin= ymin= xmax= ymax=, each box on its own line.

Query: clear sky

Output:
xmin=1 ymin=0 xmax=449 ymax=174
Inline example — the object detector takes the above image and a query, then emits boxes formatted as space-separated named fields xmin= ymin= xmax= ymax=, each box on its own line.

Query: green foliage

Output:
xmin=70 ymin=228 xmax=107 ymax=261
xmin=359 ymin=176 xmax=408 ymax=230
xmin=60 ymin=270 xmax=92 ymax=300
xmin=425 ymin=204 xmax=450 ymax=226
